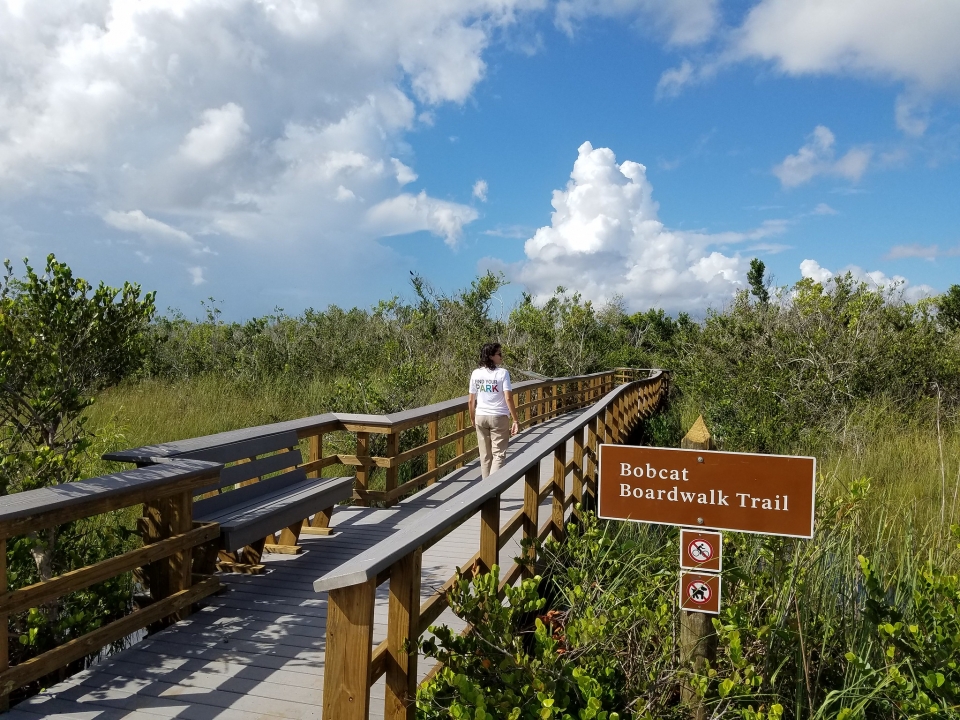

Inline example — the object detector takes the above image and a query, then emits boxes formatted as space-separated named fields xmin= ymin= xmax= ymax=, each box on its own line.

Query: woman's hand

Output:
xmin=510 ymin=419 xmax=519 ymax=436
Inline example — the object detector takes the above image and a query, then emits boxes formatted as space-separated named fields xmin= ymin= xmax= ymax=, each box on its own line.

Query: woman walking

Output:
xmin=469 ymin=342 xmax=520 ymax=477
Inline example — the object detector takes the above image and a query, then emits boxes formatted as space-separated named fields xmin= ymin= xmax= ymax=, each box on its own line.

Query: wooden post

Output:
xmin=167 ymin=491 xmax=193 ymax=622
xmin=479 ymin=495 xmax=500 ymax=575
xmin=307 ymin=432 xmax=324 ymax=479
xmin=324 ymin=579 xmax=376 ymax=720
xmin=1 ymin=537 xmax=8 ymax=712
xmin=679 ymin=415 xmax=717 ymax=720
xmin=585 ymin=417 xmax=598 ymax=505
xmin=455 ymin=412 xmax=465 ymax=468
xmin=140 ymin=500 xmax=163 ymax=600
xmin=385 ymin=550 xmax=422 ymax=720
xmin=385 ymin=431 xmax=399 ymax=499
xmin=522 ymin=468 xmax=539 ymax=578
xmin=552 ymin=445 xmax=566 ymax=540
xmin=356 ymin=432 xmax=370 ymax=506
xmin=427 ymin=419 xmax=438 ymax=485
xmin=572 ymin=429 xmax=584 ymax=521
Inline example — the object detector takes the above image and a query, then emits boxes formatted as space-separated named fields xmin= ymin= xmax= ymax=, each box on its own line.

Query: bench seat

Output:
xmin=195 ymin=473 xmax=354 ymax=552
xmin=107 ymin=428 xmax=357 ymax=574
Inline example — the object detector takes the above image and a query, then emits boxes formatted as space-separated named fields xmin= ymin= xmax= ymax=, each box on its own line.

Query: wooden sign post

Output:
xmin=596 ymin=416 xmax=816 ymax=720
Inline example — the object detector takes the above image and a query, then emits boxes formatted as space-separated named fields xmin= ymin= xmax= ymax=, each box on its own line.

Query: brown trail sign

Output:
xmin=597 ymin=444 xmax=816 ymax=538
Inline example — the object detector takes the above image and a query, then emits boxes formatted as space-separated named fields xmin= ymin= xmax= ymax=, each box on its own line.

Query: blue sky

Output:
xmin=1 ymin=1 xmax=958 ymax=318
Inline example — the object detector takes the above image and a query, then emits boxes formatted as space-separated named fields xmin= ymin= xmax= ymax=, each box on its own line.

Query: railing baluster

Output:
xmin=455 ymin=412 xmax=465 ymax=468
xmin=586 ymin=417 xmax=598 ymax=509
xmin=522 ymin=468 xmax=539 ymax=579
xmin=479 ymin=495 xmax=500 ymax=574
xmin=553 ymin=445 xmax=566 ymax=540
xmin=385 ymin=431 xmax=399 ymax=495
xmin=385 ymin=549 xmax=422 ymax=720
xmin=324 ymin=579 xmax=376 ymax=720
xmin=307 ymin=431 xmax=324 ymax=479
xmin=356 ymin=431 xmax=370 ymax=505
xmin=305 ymin=432 xmax=334 ymax=534
xmin=572 ymin=429 xmax=584 ymax=520
xmin=427 ymin=420 xmax=438 ymax=485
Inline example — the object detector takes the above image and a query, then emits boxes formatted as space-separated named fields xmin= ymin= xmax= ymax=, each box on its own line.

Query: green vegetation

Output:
xmin=3 ymin=255 xmax=960 ymax=715
xmin=1 ymin=255 xmax=154 ymax=693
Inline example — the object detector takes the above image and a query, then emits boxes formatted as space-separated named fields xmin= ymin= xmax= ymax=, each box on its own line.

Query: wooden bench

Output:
xmin=114 ymin=431 xmax=354 ymax=574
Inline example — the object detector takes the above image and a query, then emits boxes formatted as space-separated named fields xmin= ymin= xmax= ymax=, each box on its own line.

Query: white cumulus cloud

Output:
xmin=799 ymin=258 xmax=934 ymax=301
xmin=773 ymin=126 xmax=872 ymax=188
xmin=517 ymin=142 xmax=787 ymax=312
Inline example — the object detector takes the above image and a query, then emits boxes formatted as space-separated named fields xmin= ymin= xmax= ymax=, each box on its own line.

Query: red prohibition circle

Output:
xmin=687 ymin=538 xmax=714 ymax=563
xmin=687 ymin=580 xmax=712 ymax=604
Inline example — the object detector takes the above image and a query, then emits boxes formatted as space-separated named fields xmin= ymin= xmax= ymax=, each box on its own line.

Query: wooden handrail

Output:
xmin=105 ymin=369 xmax=642 ymax=509
xmin=0 ymin=461 xmax=223 ymax=707
xmin=315 ymin=369 xmax=669 ymax=720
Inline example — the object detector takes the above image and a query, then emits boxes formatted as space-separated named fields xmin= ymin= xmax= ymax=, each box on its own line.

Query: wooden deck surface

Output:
xmin=7 ymin=416 xmax=576 ymax=720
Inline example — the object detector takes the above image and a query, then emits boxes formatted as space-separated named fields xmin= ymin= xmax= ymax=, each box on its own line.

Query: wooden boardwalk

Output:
xmin=7 ymin=416 xmax=576 ymax=720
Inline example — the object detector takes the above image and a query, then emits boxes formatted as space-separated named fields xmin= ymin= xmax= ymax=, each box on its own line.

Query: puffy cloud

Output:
xmin=733 ymin=0 xmax=960 ymax=94
xmin=799 ymin=258 xmax=935 ymax=301
xmin=472 ymin=179 xmax=488 ymax=202
xmin=187 ymin=266 xmax=206 ymax=286
xmin=556 ymin=0 xmax=719 ymax=46
xmin=517 ymin=142 xmax=787 ymax=312
xmin=812 ymin=203 xmax=838 ymax=215
xmin=366 ymin=191 xmax=479 ymax=246
xmin=799 ymin=259 xmax=833 ymax=284
xmin=773 ymin=126 xmax=871 ymax=188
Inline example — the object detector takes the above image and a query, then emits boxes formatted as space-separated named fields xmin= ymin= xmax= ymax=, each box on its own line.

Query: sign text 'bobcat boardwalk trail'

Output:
xmin=598 ymin=444 xmax=816 ymax=538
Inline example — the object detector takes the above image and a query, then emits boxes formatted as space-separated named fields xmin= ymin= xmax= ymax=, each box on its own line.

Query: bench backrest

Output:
xmin=177 ymin=430 xmax=303 ymax=498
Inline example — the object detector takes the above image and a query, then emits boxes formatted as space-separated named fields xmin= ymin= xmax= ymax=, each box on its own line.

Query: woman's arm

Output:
xmin=468 ymin=392 xmax=477 ymax=426
xmin=504 ymin=390 xmax=520 ymax=436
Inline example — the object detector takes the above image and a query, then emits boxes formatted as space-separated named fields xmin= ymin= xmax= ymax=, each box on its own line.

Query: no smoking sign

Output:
xmin=680 ymin=529 xmax=722 ymax=572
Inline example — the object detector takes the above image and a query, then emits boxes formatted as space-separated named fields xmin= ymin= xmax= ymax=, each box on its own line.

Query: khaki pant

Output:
xmin=475 ymin=414 xmax=511 ymax=477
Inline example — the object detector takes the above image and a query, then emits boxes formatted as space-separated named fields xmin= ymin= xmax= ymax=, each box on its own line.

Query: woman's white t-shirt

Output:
xmin=469 ymin=367 xmax=512 ymax=416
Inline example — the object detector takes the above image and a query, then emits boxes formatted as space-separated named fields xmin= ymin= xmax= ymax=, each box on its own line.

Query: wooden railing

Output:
xmin=0 ymin=461 xmax=223 ymax=708
xmin=105 ymin=369 xmax=653 ymax=517
xmin=313 ymin=369 xmax=669 ymax=720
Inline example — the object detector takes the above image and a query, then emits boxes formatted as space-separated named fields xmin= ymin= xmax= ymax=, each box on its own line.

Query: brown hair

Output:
xmin=478 ymin=342 xmax=501 ymax=370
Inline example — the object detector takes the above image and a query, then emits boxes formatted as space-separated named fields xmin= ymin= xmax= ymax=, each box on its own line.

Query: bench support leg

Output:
xmin=301 ymin=507 xmax=335 ymax=536
xmin=217 ymin=539 xmax=266 ymax=574
xmin=264 ymin=520 xmax=304 ymax=554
